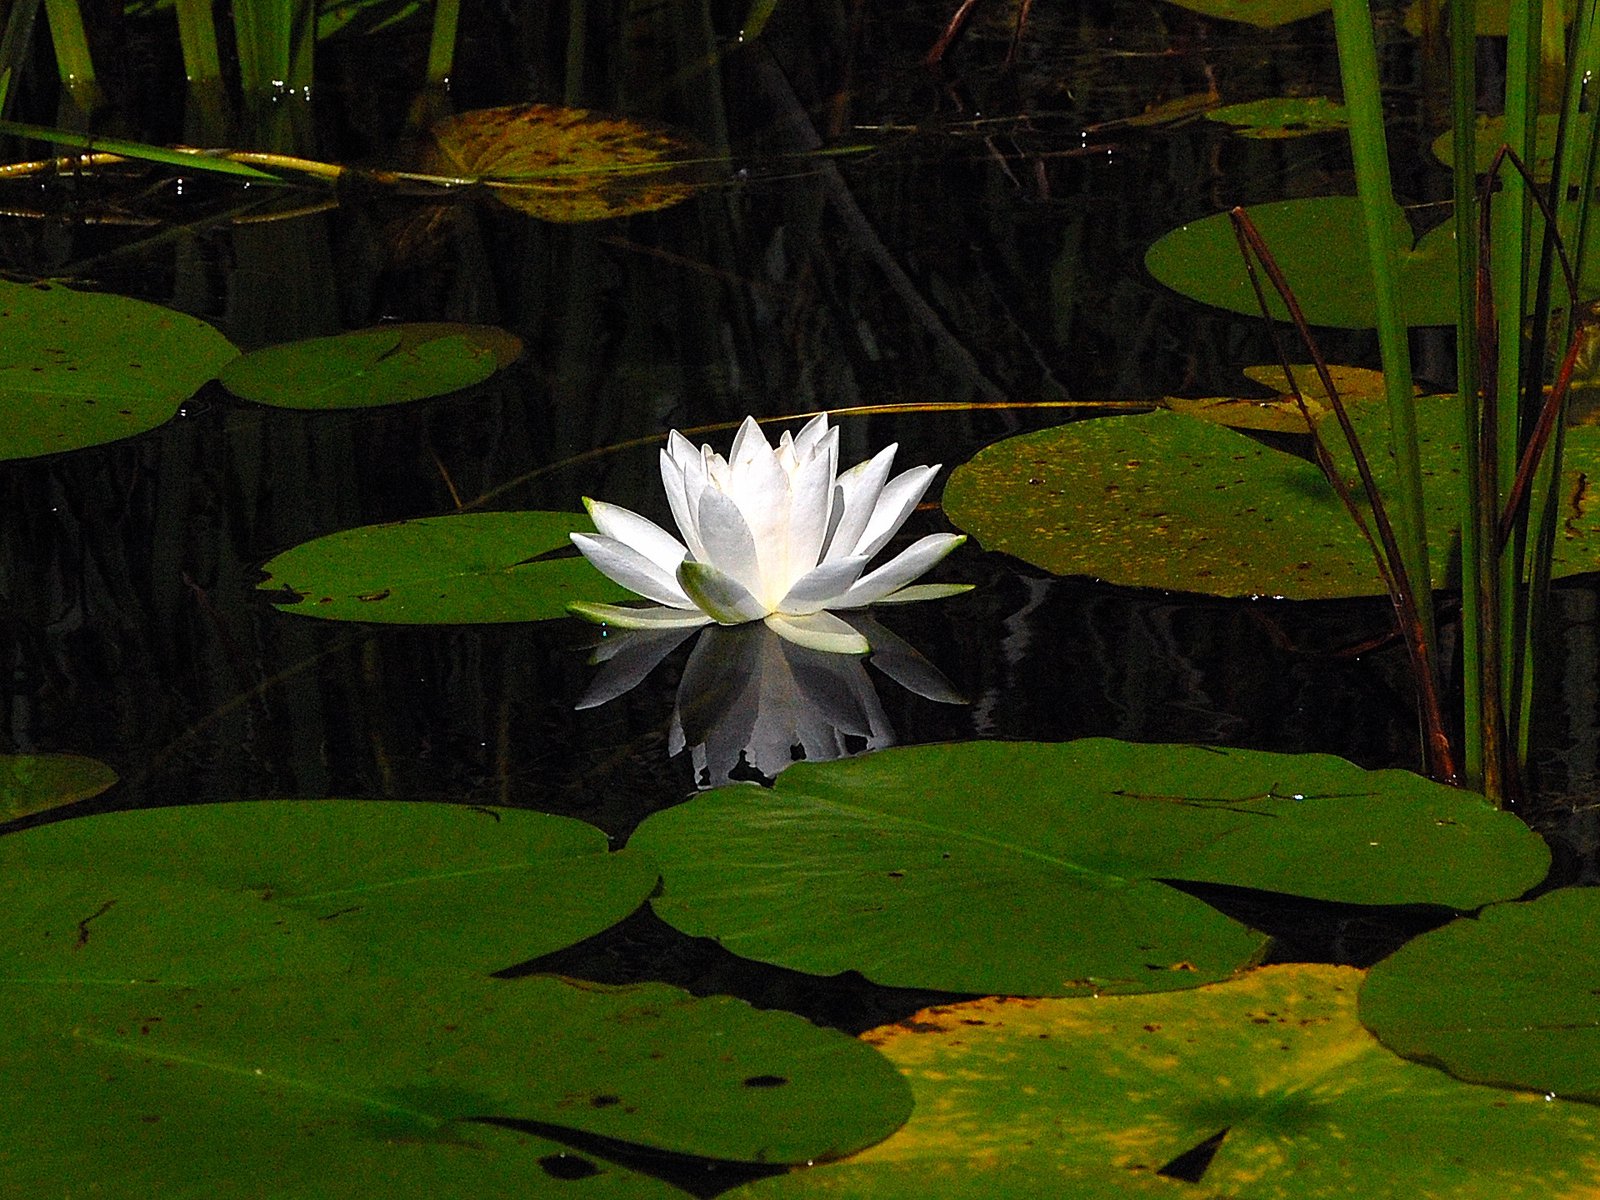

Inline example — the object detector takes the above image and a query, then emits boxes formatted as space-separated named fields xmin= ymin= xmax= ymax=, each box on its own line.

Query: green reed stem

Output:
xmin=427 ymin=0 xmax=460 ymax=87
xmin=1330 ymin=0 xmax=1439 ymax=693
xmin=174 ymin=0 xmax=222 ymax=86
xmin=41 ymin=0 xmax=99 ymax=111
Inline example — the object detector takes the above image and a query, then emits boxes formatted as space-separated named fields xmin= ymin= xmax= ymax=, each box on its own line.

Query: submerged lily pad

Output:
xmin=1205 ymin=96 xmax=1347 ymax=138
xmin=1166 ymin=363 xmax=1389 ymax=433
xmin=433 ymin=104 xmax=709 ymax=222
xmin=945 ymin=399 xmax=1600 ymax=599
xmin=629 ymin=741 xmax=1543 ymax=997
xmin=1145 ymin=197 xmax=1458 ymax=327
xmin=2 ymin=799 xmax=656 ymax=973
xmin=219 ymin=323 xmax=521 ymax=410
xmin=1361 ymin=888 xmax=1600 ymax=1101
xmin=0 ymin=279 xmax=237 ymax=460
xmin=736 ymin=964 xmax=1600 ymax=1199
xmin=0 ymin=752 xmax=117 ymax=822
xmin=1 ymin=971 xmax=911 ymax=1195
xmin=259 ymin=511 xmax=632 ymax=623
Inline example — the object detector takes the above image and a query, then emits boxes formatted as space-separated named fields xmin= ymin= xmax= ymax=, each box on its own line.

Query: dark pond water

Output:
xmin=4 ymin=0 xmax=1600 ymax=1143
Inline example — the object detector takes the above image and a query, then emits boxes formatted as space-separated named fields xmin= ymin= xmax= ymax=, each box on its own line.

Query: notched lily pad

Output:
xmin=259 ymin=510 xmax=632 ymax=623
xmin=1145 ymin=196 xmax=1457 ymax=328
xmin=1361 ymin=888 xmax=1600 ymax=1101
xmin=1166 ymin=363 xmax=1389 ymax=432
xmin=219 ymin=323 xmax=521 ymax=410
xmin=432 ymin=104 xmax=710 ymax=222
xmin=736 ymin=965 xmax=1600 ymax=1199
xmin=2 ymin=799 xmax=658 ymax=973
xmin=1206 ymin=96 xmax=1347 ymax=138
xmin=0 ymin=279 xmax=238 ymax=460
xmin=0 ymin=752 xmax=117 ymax=822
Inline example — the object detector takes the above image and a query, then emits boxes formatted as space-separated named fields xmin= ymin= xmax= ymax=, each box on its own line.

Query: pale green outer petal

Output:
xmin=854 ymin=465 xmax=939 ymax=560
xmin=777 ymin=555 xmax=871 ymax=615
xmin=835 ymin=534 xmax=966 ymax=608
xmin=567 ymin=601 xmax=715 ymax=629
xmin=583 ymin=498 xmax=688 ymax=574
xmin=694 ymin=487 xmax=766 ymax=600
xmin=569 ymin=532 xmax=694 ymax=608
xmin=824 ymin=444 xmax=897 ymax=562
xmin=871 ymin=582 xmax=975 ymax=604
xmin=764 ymin=611 xmax=871 ymax=655
xmin=678 ymin=559 xmax=770 ymax=624
xmin=783 ymin=427 xmax=840 ymax=586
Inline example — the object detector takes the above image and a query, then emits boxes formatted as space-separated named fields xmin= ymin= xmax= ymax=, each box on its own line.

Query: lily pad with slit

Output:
xmin=259 ymin=511 xmax=633 ymax=623
xmin=628 ymin=741 xmax=1543 ymax=997
xmin=733 ymin=964 xmax=1600 ymax=1199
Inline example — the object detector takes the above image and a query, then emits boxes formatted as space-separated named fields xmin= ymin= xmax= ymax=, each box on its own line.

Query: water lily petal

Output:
xmin=853 ymin=464 xmax=939 ymax=560
xmin=764 ymin=610 xmax=871 ymax=655
xmin=823 ymin=444 xmax=898 ymax=561
xmin=834 ymin=533 xmax=966 ymax=608
xmin=694 ymin=486 xmax=765 ymax=599
xmin=567 ymin=600 xmax=714 ymax=628
xmin=790 ymin=413 xmax=833 ymax=461
xmin=678 ymin=559 xmax=770 ymax=623
xmin=570 ymin=532 xmax=695 ymax=608
xmin=777 ymin=554 xmax=870 ymax=615
xmin=660 ymin=436 xmax=709 ymax=562
xmin=723 ymin=419 xmax=792 ymax=594
xmin=584 ymin=498 xmax=688 ymax=574
xmin=784 ymin=425 xmax=839 ymax=580
xmin=871 ymin=582 xmax=976 ymax=604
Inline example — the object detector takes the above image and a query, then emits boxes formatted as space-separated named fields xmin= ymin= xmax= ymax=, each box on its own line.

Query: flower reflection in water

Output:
xmin=576 ymin=616 xmax=964 ymax=788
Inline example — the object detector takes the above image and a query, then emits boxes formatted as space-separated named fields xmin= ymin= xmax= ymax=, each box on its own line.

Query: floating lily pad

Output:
xmin=1 ymin=867 xmax=355 ymax=983
xmin=1158 ymin=0 xmax=1332 ymax=25
xmin=0 ymin=279 xmax=237 ymax=460
xmin=1431 ymin=114 xmax=1561 ymax=181
xmin=259 ymin=511 xmax=633 ymax=623
xmin=1145 ymin=197 xmax=1458 ymax=328
xmin=1206 ymin=96 xmax=1347 ymax=138
xmin=1361 ymin=888 xmax=1600 ymax=1101
xmin=219 ymin=323 xmax=521 ymax=410
xmin=0 ymin=752 xmax=117 ymax=822
xmin=736 ymin=964 xmax=1600 ymax=1199
xmin=629 ymin=741 xmax=1544 ymax=997
xmin=1 ymin=799 xmax=656 ymax=973
xmin=945 ymin=398 xmax=1600 ymax=599
xmin=1166 ymin=363 xmax=1389 ymax=432
xmin=1 ymin=971 xmax=911 ymax=1196
xmin=432 ymin=104 xmax=709 ymax=223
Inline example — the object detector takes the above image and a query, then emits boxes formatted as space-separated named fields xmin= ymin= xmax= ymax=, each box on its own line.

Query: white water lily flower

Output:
xmin=568 ymin=414 xmax=970 ymax=654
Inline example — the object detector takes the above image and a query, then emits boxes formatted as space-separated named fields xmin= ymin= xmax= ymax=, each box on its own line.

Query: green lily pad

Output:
xmin=219 ymin=323 xmax=521 ymax=410
xmin=0 ymin=752 xmax=117 ymax=821
xmin=945 ymin=398 xmax=1600 ymax=599
xmin=259 ymin=510 xmax=633 ymax=623
xmin=1145 ymin=197 xmax=1459 ymax=328
xmin=1166 ymin=363 xmax=1389 ymax=433
xmin=1 ymin=972 xmax=911 ymax=1196
xmin=1158 ymin=0 xmax=1332 ymax=26
xmin=735 ymin=964 xmax=1600 ymax=1199
xmin=0 ymin=278 xmax=237 ymax=461
xmin=1 ymin=800 xmax=657 ymax=973
xmin=1205 ymin=96 xmax=1347 ymax=138
xmin=432 ymin=104 xmax=709 ymax=223
xmin=628 ymin=741 xmax=1543 ymax=997
xmin=1431 ymin=114 xmax=1561 ymax=181
xmin=1361 ymin=888 xmax=1600 ymax=1101
xmin=1 ymin=867 xmax=355 ymax=983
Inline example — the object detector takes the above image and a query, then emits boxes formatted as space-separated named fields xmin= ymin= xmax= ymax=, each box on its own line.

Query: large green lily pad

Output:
xmin=259 ymin=511 xmax=633 ymax=623
xmin=0 ymin=752 xmax=117 ymax=822
xmin=1145 ymin=197 xmax=1458 ymax=328
xmin=1361 ymin=888 xmax=1600 ymax=1101
xmin=1 ymin=971 xmax=911 ymax=1195
xmin=219 ymin=323 xmax=521 ymax=410
xmin=432 ymin=104 xmax=709 ymax=222
xmin=735 ymin=964 xmax=1600 ymax=1199
xmin=0 ymin=279 xmax=237 ymax=460
xmin=945 ymin=398 xmax=1600 ymax=599
xmin=1 ymin=800 xmax=657 ymax=972
xmin=628 ymin=741 xmax=1544 ymax=997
